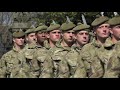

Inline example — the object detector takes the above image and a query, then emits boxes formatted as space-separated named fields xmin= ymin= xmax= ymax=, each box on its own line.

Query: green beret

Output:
xmin=35 ymin=23 xmax=48 ymax=32
xmin=60 ymin=22 xmax=76 ymax=31
xmin=25 ymin=28 xmax=35 ymax=34
xmin=47 ymin=23 xmax=60 ymax=32
xmin=91 ymin=16 xmax=109 ymax=27
xmin=108 ymin=16 xmax=120 ymax=26
xmin=12 ymin=30 xmax=25 ymax=38
xmin=73 ymin=23 xmax=90 ymax=32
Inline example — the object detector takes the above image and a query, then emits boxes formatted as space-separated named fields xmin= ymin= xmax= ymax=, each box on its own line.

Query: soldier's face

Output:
xmin=95 ymin=24 xmax=110 ymax=39
xmin=111 ymin=25 xmax=120 ymax=40
xmin=26 ymin=33 xmax=37 ymax=44
xmin=36 ymin=31 xmax=46 ymax=43
xmin=13 ymin=37 xmax=25 ymax=46
xmin=47 ymin=30 xmax=61 ymax=42
xmin=75 ymin=31 xmax=89 ymax=45
xmin=62 ymin=30 xmax=75 ymax=43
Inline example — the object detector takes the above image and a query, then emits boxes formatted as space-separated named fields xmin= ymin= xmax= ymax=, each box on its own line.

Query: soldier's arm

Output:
xmin=103 ymin=54 xmax=120 ymax=78
xmin=29 ymin=50 xmax=41 ymax=78
xmin=80 ymin=45 xmax=92 ymax=77
xmin=0 ymin=54 xmax=8 ymax=78
xmin=88 ymin=56 xmax=104 ymax=78
xmin=57 ymin=59 xmax=70 ymax=78
xmin=16 ymin=50 xmax=31 ymax=78
xmin=39 ymin=54 xmax=53 ymax=78
xmin=73 ymin=55 xmax=87 ymax=78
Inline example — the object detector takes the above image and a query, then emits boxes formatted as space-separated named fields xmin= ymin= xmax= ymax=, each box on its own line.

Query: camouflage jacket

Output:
xmin=70 ymin=44 xmax=87 ymax=78
xmin=97 ymin=40 xmax=120 ymax=78
xmin=81 ymin=38 xmax=105 ymax=78
xmin=17 ymin=43 xmax=39 ymax=78
xmin=46 ymin=40 xmax=86 ymax=78
xmin=31 ymin=45 xmax=53 ymax=78
xmin=0 ymin=46 xmax=24 ymax=78
xmin=81 ymin=37 xmax=120 ymax=78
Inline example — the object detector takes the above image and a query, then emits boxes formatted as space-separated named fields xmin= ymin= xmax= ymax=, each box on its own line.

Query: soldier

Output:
xmin=44 ymin=20 xmax=61 ymax=50
xmin=108 ymin=13 xmax=120 ymax=44
xmin=24 ymin=28 xmax=37 ymax=48
xmin=38 ymin=21 xmax=61 ymax=78
xmin=0 ymin=30 xmax=25 ymax=78
xmin=97 ymin=13 xmax=120 ymax=78
xmin=47 ymin=17 xmax=77 ymax=78
xmin=72 ymin=22 xmax=90 ymax=48
xmin=81 ymin=15 xmax=111 ymax=78
xmin=35 ymin=23 xmax=48 ymax=47
xmin=17 ymin=28 xmax=39 ymax=78
xmin=31 ymin=23 xmax=53 ymax=78
xmin=71 ymin=22 xmax=90 ymax=78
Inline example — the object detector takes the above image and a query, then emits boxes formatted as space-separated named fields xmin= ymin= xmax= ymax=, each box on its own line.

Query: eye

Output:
xmin=115 ymin=25 xmax=120 ymax=28
xmin=67 ymin=32 xmax=71 ymax=34
xmin=79 ymin=33 xmax=83 ymax=35
xmin=85 ymin=33 xmax=89 ymax=35
xmin=58 ymin=32 xmax=61 ymax=34
xmin=52 ymin=32 xmax=57 ymax=34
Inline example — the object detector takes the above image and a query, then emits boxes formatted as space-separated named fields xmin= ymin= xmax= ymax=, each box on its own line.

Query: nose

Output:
xmin=103 ymin=29 xmax=107 ymax=33
xmin=33 ymin=36 xmax=37 ymax=40
xmin=83 ymin=35 xmax=87 ymax=39
xmin=42 ymin=32 xmax=45 ymax=36
xmin=83 ymin=36 xmax=87 ymax=39
xmin=56 ymin=32 xmax=60 ymax=36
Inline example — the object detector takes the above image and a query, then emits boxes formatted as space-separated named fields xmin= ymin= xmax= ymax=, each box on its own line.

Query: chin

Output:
xmin=81 ymin=42 xmax=87 ymax=45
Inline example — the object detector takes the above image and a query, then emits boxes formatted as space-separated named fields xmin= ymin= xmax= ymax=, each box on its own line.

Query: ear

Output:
xmin=74 ymin=34 xmax=77 ymax=39
xmin=61 ymin=33 xmax=64 ymax=37
xmin=94 ymin=31 xmax=96 ymax=35
xmin=25 ymin=37 xmax=28 ymax=42
xmin=13 ymin=38 xmax=15 ymax=43
xmin=109 ymin=28 xmax=113 ymax=35
xmin=46 ymin=33 xmax=50 ymax=38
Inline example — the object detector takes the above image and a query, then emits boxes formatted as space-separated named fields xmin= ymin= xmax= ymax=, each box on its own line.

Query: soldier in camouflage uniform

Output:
xmin=97 ymin=15 xmax=120 ymax=78
xmin=44 ymin=20 xmax=61 ymax=50
xmin=0 ymin=30 xmax=25 ymax=78
xmin=81 ymin=16 xmax=111 ymax=78
xmin=71 ymin=23 xmax=90 ymax=78
xmin=31 ymin=23 xmax=54 ymax=78
xmin=34 ymin=21 xmax=61 ymax=78
xmin=17 ymin=28 xmax=39 ymax=78
xmin=47 ymin=18 xmax=77 ymax=78
xmin=35 ymin=23 xmax=48 ymax=47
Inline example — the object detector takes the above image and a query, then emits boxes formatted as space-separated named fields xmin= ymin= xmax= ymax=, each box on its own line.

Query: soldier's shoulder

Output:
xmin=0 ymin=50 xmax=13 ymax=60
xmin=28 ymin=43 xmax=38 ymax=49
xmin=19 ymin=49 xmax=25 ymax=55
xmin=82 ymin=43 xmax=93 ymax=49
xmin=36 ymin=47 xmax=47 ymax=53
xmin=3 ymin=50 xmax=13 ymax=56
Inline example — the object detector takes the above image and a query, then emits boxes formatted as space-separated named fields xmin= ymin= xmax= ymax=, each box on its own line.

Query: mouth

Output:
xmin=102 ymin=33 xmax=107 ymax=35
xmin=82 ymin=40 xmax=87 ymax=42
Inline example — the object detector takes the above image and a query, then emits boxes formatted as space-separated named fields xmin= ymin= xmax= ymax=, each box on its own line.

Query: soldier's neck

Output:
xmin=61 ymin=40 xmax=73 ymax=47
xmin=49 ymin=40 xmax=56 ymax=48
xmin=27 ymin=41 xmax=36 ymax=45
xmin=96 ymin=36 xmax=106 ymax=45
xmin=75 ymin=42 xmax=84 ymax=48
xmin=37 ymin=41 xmax=44 ymax=47
xmin=14 ymin=43 xmax=24 ymax=51
xmin=111 ymin=36 xmax=119 ymax=44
